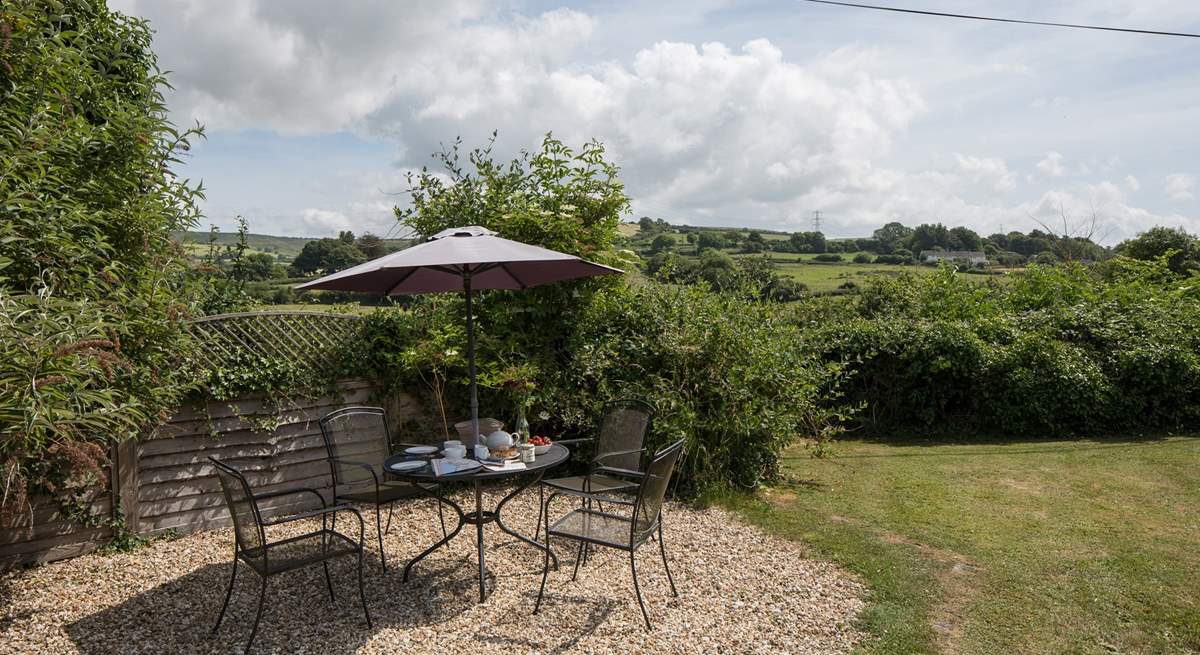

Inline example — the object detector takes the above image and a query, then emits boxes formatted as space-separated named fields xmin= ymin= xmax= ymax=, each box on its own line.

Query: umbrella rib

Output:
xmin=384 ymin=267 xmax=420 ymax=296
xmin=498 ymin=263 xmax=528 ymax=289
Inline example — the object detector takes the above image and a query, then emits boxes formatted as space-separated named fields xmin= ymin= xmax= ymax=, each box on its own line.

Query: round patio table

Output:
xmin=383 ymin=444 xmax=569 ymax=602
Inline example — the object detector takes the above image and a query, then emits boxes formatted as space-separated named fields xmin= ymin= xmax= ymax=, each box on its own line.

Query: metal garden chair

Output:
xmin=537 ymin=399 xmax=654 ymax=566
xmin=535 ymin=438 xmax=686 ymax=630
xmin=209 ymin=456 xmax=370 ymax=653
xmin=319 ymin=406 xmax=446 ymax=572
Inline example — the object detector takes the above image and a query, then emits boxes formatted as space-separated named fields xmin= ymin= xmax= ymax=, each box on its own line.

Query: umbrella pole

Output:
xmin=464 ymin=271 xmax=479 ymax=448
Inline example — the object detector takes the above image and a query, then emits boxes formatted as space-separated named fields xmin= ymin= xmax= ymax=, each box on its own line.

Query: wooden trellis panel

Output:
xmin=187 ymin=311 xmax=364 ymax=373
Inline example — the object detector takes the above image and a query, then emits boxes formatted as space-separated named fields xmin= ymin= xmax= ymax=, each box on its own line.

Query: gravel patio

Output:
xmin=0 ymin=488 xmax=865 ymax=654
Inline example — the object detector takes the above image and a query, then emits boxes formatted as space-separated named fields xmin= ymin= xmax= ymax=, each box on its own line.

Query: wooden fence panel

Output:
xmin=0 ymin=378 xmax=427 ymax=570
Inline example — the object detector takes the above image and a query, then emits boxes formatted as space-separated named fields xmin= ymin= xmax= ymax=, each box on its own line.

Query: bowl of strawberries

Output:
xmin=530 ymin=435 xmax=553 ymax=456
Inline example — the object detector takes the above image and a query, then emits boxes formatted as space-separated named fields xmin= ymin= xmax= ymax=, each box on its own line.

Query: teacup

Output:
xmin=443 ymin=445 xmax=466 ymax=459
xmin=443 ymin=439 xmax=462 ymax=450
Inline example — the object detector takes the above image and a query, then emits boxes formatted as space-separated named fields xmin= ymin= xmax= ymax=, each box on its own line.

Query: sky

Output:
xmin=109 ymin=0 xmax=1200 ymax=242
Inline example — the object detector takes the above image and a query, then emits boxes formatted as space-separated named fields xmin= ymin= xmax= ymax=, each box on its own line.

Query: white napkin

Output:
xmin=431 ymin=458 xmax=477 ymax=476
xmin=482 ymin=459 xmax=527 ymax=472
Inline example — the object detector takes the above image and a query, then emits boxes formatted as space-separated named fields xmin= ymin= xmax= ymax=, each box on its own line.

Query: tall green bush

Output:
xmin=808 ymin=259 xmax=1200 ymax=436
xmin=0 ymin=1 xmax=202 ymax=524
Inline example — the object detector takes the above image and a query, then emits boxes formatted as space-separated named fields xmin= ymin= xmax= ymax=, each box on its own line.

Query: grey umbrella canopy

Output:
xmin=297 ymin=226 xmax=623 ymax=444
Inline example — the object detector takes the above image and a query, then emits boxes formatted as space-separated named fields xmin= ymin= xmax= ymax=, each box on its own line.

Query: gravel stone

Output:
xmin=0 ymin=487 xmax=865 ymax=654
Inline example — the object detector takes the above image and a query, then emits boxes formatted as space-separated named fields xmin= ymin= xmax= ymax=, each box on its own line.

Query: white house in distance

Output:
xmin=920 ymin=250 xmax=990 ymax=267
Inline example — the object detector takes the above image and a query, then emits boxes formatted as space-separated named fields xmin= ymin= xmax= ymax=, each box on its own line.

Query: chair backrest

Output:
xmin=209 ymin=456 xmax=266 ymax=555
xmin=630 ymin=439 xmax=686 ymax=544
xmin=594 ymin=399 xmax=654 ymax=473
xmin=319 ymin=406 xmax=390 ymax=490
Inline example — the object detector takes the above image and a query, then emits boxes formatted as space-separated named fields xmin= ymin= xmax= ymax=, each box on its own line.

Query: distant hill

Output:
xmin=171 ymin=231 xmax=410 ymax=262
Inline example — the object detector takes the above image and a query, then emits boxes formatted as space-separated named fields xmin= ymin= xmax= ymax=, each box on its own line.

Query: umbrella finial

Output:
xmin=427 ymin=226 xmax=497 ymax=241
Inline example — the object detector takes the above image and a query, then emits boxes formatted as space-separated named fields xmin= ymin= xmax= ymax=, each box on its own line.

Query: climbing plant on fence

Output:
xmin=184 ymin=311 xmax=366 ymax=433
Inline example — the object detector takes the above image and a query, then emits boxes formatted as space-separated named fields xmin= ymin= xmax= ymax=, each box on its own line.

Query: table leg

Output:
xmin=403 ymin=485 xmax=466 ymax=583
xmin=475 ymin=480 xmax=487 ymax=602
xmin=494 ymin=470 xmax=560 ymax=570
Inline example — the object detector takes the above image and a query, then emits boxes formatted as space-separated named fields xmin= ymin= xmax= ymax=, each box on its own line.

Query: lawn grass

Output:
xmin=775 ymin=262 xmax=913 ymax=292
xmin=720 ymin=436 xmax=1200 ymax=654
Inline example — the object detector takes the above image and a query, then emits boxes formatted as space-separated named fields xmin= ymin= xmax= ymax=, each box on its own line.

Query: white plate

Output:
xmin=404 ymin=445 xmax=439 ymax=455
xmin=388 ymin=460 xmax=426 ymax=472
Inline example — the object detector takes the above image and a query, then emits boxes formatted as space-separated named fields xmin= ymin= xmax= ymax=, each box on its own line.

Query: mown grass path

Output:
xmin=722 ymin=436 xmax=1200 ymax=654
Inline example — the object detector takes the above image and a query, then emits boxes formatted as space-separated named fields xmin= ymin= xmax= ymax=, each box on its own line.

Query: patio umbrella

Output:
xmin=296 ymin=225 xmax=623 ymax=444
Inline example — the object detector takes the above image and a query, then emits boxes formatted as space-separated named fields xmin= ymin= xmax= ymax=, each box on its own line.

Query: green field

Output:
xmin=721 ymin=437 xmax=1200 ymax=654
xmin=171 ymin=230 xmax=410 ymax=263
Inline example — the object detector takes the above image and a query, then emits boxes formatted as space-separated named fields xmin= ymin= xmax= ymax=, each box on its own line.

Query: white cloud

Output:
xmin=1035 ymin=151 xmax=1066 ymax=178
xmin=1164 ymin=174 xmax=1195 ymax=201
xmin=110 ymin=0 xmax=1200 ymax=241
xmin=954 ymin=154 xmax=1016 ymax=192
xmin=297 ymin=208 xmax=354 ymax=234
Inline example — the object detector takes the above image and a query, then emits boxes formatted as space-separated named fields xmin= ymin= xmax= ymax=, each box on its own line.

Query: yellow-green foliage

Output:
xmin=0 ymin=1 xmax=203 ymax=525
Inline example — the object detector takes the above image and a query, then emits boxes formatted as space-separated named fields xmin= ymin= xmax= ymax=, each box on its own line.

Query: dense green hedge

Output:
xmin=806 ymin=261 xmax=1200 ymax=436
xmin=357 ymin=281 xmax=847 ymax=495
xmin=1 ymin=1 xmax=202 ymax=525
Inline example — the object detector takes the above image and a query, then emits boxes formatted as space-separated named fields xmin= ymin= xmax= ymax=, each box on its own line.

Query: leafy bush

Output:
xmin=813 ymin=254 xmax=843 ymax=263
xmin=853 ymin=253 xmax=873 ymax=264
xmin=0 ymin=1 xmax=202 ymax=524
xmin=806 ymin=260 xmax=1200 ymax=436
xmin=552 ymin=283 xmax=846 ymax=493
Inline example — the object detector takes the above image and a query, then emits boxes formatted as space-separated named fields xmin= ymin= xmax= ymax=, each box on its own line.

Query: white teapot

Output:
xmin=485 ymin=430 xmax=514 ymax=450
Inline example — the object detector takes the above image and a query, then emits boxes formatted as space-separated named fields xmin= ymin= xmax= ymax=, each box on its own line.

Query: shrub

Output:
xmin=0 ymin=1 xmax=202 ymax=525
xmin=806 ymin=260 xmax=1200 ymax=436
xmin=853 ymin=253 xmax=873 ymax=264
xmin=554 ymin=283 xmax=847 ymax=493
xmin=813 ymin=254 xmax=843 ymax=263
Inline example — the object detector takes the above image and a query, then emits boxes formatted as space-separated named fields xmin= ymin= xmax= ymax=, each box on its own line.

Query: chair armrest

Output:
xmin=594 ymin=465 xmax=644 ymax=479
xmin=594 ymin=447 xmax=646 ymax=464
xmin=254 ymin=487 xmax=326 ymax=508
xmin=262 ymin=504 xmax=366 ymax=544
xmin=552 ymin=437 xmax=594 ymax=446
xmin=330 ymin=458 xmax=379 ymax=483
xmin=547 ymin=487 xmax=636 ymax=507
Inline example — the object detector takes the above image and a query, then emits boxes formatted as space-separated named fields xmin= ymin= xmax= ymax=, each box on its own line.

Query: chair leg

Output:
xmin=357 ymin=548 xmax=372 ymax=629
xmin=375 ymin=505 xmax=388 ymax=572
xmin=657 ymin=521 xmax=678 ymax=597
xmin=534 ymin=497 xmax=552 ymax=614
xmin=536 ymin=485 xmax=544 ymax=541
xmin=212 ymin=558 xmax=239 ymax=634
xmin=245 ymin=575 xmax=268 ymax=652
xmin=571 ymin=540 xmax=585 ymax=581
xmin=630 ymin=550 xmax=652 ymax=631
xmin=322 ymin=561 xmax=336 ymax=603
xmin=384 ymin=501 xmax=395 ymax=536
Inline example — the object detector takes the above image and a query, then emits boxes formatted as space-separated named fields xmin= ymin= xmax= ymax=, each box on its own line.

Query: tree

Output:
xmin=243 ymin=253 xmax=278 ymax=281
xmin=747 ymin=231 xmax=764 ymax=243
xmin=338 ymin=230 xmax=356 ymax=244
xmin=399 ymin=132 xmax=628 ymax=260
xmin=289 ymin=239 xmax=368 ymax=276
xmin=1 ymin=0 xmax=204 ymax=525
xmin=723 ymin=230 xmax=745 ymax=246
xmin=355 ymin=232 xmax=387 ymax=259
xmin=789 ymin=231 xmax=826 ymax=253
xmin=1118 ymin=227 xmax=1199 ymax=274
xmin=873 ymin=222 xmax=913 ymax=254
xmin=948 ymin=226 xmax=982 ymax=251
xmin=697 ymin=231 xmax=728 ymax=251
xmin=649 ymin=234 xmax=675 ymax=254
xmin=908 ymin=223 xmax=951 ymax=253
xmin=638 ymin=216 xmax=655 ymax=232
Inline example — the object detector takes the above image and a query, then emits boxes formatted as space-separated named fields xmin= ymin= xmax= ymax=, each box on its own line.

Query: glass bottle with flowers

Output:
xmin=482 ymin=362 xmax=537 ymax=444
